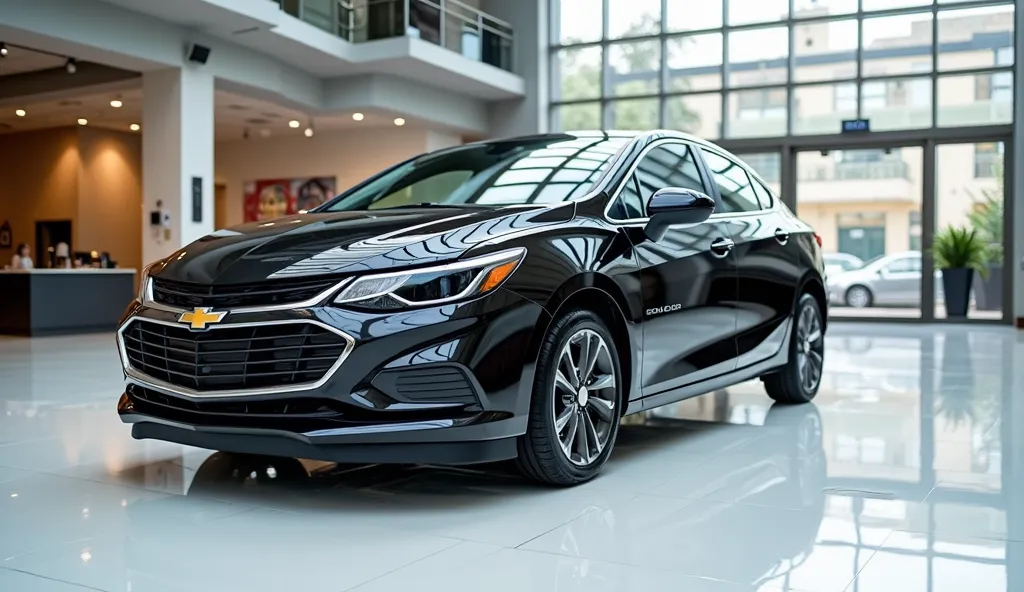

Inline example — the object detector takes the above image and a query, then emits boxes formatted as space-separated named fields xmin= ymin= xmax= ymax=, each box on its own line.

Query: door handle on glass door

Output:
xmin=710 ymin=237 xmax=735 ymax=258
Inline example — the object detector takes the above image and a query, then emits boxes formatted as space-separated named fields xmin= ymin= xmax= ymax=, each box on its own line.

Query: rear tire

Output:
xmin=763 ymin=294 xmax=824 ymax=405
xmin=516 ymin=309 xmax=622 ymax=486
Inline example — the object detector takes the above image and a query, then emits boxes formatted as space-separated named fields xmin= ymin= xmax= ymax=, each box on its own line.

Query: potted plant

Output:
xmin=932 ymin=225 xmax=987 ymax=318
xmin=966 ymin=164 xmax=1004 ymax=311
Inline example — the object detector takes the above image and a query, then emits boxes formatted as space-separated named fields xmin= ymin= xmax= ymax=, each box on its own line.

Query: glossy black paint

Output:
xmin=644 ymin=188 xmax=716 ymax=241
xmin=117 ymin=130 xmax=827 ymax=465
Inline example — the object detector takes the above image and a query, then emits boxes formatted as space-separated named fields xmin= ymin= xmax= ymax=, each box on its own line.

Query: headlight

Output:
xmin=334 ymin=248 xmax=525 ymax=310
xmin=137 ymin=264 xmax=153 ymax=302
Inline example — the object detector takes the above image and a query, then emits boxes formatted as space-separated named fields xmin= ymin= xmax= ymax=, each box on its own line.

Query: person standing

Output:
xmin=10 ymin=243 xmax=33 ymax=270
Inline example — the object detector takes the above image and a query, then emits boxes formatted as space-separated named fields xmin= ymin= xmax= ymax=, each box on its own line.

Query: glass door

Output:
xmin=795 ymin=146 xmax=925 ymax=321
xmin=933 ymin=140 xmax=1010 ymax=322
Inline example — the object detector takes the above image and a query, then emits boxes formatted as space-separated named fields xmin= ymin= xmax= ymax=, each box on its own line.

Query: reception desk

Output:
xmin=0 ymin=269 xmax=136 ymax=336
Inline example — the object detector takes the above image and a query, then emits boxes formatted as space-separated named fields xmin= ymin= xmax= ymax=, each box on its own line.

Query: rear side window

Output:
xmin=751 ymin=179 xmax=775 ymax=209
xmin=699 ymin=149 xmax=761 ymax=214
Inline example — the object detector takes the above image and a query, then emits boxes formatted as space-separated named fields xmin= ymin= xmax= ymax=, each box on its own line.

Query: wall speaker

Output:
xmin=186 ymin=43 xmax=211 ymax=64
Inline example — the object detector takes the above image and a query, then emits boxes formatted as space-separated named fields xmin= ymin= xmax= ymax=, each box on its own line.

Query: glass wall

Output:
xmin=549 ymin=0 xmax=1014 ymax=136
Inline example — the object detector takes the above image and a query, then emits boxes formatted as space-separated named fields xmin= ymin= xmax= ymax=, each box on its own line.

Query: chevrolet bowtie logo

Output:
xmin=178 ymin=307 xmax=227 ymax=330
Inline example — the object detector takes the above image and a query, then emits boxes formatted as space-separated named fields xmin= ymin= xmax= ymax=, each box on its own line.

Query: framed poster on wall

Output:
xmin=243 ymin=176 xmax=336 ymax=222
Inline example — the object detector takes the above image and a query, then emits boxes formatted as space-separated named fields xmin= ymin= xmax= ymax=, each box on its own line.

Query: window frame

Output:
xmin=602 ymin=137 xmax=773 ymax=225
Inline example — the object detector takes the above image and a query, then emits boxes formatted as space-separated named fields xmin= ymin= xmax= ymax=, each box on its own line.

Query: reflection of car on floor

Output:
xmin=116 ymin=130 xmax=829 ymax=486
xmin=827 ymin=251 xmax=943 ymax=308
xmin=122 ymin=404 xmax=827 ymax=591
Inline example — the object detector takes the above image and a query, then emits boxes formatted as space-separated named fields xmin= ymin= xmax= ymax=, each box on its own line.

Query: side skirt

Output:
xmin=626 ymin=316 xmax=793 ymax=415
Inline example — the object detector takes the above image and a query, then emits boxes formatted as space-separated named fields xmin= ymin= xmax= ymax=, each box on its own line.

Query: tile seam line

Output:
xmin=0 ymin=565 xmax=110 ymax=592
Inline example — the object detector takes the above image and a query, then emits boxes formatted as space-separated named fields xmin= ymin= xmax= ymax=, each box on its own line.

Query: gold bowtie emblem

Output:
xmin=178 ymin=307 xmax=227 ymax=330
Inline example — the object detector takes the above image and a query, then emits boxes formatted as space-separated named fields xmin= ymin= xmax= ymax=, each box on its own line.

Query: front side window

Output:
xmin=608 ymin=142 xmax=708 ymax=220
xmin=700 ymin=148 xmax=762 ymax=213
xmin=320 ymin=135 xmax=631 ymax=212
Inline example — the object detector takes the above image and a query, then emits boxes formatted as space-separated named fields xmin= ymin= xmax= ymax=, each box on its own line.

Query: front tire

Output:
xmin=516 ymin=310 xmax=621 ymax=486
xmin=763 ymin=294 xmax=824 ymax=405
xmin=845 ymin=285 xmax=873 ymax=308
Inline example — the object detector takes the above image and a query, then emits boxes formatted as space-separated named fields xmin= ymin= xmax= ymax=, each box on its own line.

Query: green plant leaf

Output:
xmin=932 ymin=225 xmax=988 ymax=278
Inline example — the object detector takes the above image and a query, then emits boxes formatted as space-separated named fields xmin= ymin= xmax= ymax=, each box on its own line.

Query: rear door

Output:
xmin=609 ymin=141 xmax=739 ymax=395
xmin=697 ymin=148 xmax=802 ymax=367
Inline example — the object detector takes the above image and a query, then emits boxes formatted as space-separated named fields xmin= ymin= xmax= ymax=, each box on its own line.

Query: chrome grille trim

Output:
xmin=116 ymin=317 xmax=355 ymax=399
xmin=140 ymin=277 xmax=352 ymax=315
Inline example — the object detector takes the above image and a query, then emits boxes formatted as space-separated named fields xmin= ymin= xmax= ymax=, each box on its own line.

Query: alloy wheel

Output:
xmin=795 ymin=304 xmax=824 ymax=393
xmin=552 ymin=329 xmax=617 ymax=467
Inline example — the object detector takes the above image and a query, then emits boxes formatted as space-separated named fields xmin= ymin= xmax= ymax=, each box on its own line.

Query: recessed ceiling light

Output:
xmin=304 ymin=127 xmax=314 ymax=137
xmin=288 ymin=119 xmax=300 ymax=128
xmin=110 ymin=99 xmax=122 ymax=108
xmin=77 ymin=118 xmax=88 ymax=126
xmin=394 ymin=117 xmax=406 ymax=126
xmin=130 ymin=123 xmax=140 ymax=131
xmin=352 ymin=112 xmax=364 ymax=121
xmin=15 ymin=109 xmax=25 ymax=117
xmin=0 ymin=44 xmax=7 ymax=57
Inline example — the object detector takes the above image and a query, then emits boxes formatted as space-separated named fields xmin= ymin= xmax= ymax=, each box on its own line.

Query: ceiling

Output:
xmin=0 ymin=86 xmax=414 ymax=140
xmin=0 ymin=44 xmax=67 ymax=77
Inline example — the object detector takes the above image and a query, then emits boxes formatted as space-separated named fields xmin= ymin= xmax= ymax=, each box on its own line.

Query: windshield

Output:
xmin=318 ymin=134 xmax=632 ymax=212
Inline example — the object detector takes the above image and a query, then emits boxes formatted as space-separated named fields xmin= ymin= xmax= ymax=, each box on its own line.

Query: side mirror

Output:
xmin=644 ymin=188 xmax=716 ymax=242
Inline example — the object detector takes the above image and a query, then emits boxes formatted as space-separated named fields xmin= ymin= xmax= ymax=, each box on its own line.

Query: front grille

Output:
xmin=151 ymin=277 xmax=340 ymax=309
xmin=121 ymin=320 xmax=350 ymax=392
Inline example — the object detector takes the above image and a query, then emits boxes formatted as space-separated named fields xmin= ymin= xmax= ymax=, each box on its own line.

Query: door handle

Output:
xmin=774 ymin=228 xmax=790 ymax=245
xmin=710 ymin=237 xmax=735 ymax=258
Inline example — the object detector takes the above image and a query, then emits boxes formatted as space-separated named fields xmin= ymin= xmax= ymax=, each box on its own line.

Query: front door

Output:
xmin=611 ymin=141 xmax=739 ymax=395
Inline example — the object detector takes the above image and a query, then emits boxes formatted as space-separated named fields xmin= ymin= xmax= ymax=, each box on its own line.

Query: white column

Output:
xmin=141 ymin=67 xmax=215 ymax=267
xmin=483 ymin=0 xmax=548 ymax=138
xmin=1014 ymin=3 xmax=1024 ymax=327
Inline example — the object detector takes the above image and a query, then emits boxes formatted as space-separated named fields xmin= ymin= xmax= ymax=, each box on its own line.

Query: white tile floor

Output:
xmin=0 ymin=324 xmax=1022 ymax=591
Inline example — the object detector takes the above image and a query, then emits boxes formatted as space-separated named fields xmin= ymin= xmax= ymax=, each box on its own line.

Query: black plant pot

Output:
xmin=974 ymin=264 xmax=1003 ymax=311
xmin=941 ymin=267 xmax=974 ymax=318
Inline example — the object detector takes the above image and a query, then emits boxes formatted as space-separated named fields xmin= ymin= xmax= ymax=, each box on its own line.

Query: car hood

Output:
xmin=150 ymin=205 xmax=569 ymax=284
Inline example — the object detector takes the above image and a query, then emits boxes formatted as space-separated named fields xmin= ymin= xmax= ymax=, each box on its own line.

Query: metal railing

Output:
xmin=274 ymin=0 xmax=514 ymax=72
xmin=800 ymin=160 xmax=911 ymax=182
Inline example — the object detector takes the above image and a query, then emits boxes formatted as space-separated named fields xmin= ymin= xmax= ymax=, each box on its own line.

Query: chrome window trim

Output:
xmin=601 ymin=137 xmax=778 ymax=227
xmin=117 ymin=317 xmax=356 ymax=399
xmin=141 ymin=277 xmax=353 ymax=314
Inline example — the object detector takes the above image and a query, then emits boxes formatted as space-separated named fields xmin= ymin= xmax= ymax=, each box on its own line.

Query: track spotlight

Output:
xmin=0 ymin=43 xmax=8 ymax=57
xmin=65 ymin=58 xmax=77 ymax=74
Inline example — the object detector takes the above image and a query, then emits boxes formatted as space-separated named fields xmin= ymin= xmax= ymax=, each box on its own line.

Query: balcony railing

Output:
xmin=799 ymin=160 xmax=911 ymax=182
xmin=274 ymin=0 xmax=514 ymax=72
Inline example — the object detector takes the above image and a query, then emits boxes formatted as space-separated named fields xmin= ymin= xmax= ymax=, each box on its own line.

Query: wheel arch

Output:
xmin=519 ymin=274 xmax=640 ymax=417
xmin=797 ymin=272 xmax=828 ymax=331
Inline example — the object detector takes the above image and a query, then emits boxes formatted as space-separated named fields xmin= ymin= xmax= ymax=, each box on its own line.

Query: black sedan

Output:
xmin=116 ymin=130 xmax=828 ymax=486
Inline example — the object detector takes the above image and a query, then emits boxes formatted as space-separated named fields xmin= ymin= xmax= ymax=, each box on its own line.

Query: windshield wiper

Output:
xmin=382 ymin=203 xmax=488 ymax=209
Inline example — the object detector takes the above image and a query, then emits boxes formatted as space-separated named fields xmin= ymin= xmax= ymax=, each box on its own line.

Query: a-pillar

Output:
xmin=141 ymin=67 xmax=215 ymax=267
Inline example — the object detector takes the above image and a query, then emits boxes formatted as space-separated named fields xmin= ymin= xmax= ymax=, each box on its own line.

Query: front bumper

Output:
xmin=116 ymin=287 xmax=547 ymax=464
